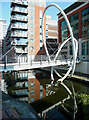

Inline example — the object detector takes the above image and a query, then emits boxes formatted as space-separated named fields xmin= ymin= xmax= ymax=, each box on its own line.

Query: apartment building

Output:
xmin=0 ymin=20 xmax=7 ymax=94
xmin=58 ymin=1 xmax=89 ymax=61
xmin=4 ymin=0 xmax=46 ymax=102
xmin=4 ymin=0 xmax=46 ymax=62
xmin=0 ymin=20 xmax=7 ymax=58
xmin=37 ymin=15 xmax=58 ymax=55
xmin=46 ymin=16 xmax=58 ymax=55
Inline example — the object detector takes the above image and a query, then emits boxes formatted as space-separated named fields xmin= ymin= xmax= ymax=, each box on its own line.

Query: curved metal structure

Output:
xmin=41 ymin=3 xmax=78 ymax=83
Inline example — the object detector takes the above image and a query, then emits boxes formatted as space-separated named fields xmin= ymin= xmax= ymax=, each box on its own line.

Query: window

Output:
xmin=61 ymin=26 xmax=67 ymax=42
xmin=31 ymin=16 xmax=33 ymax=20
xmin=82 ymin=8 xmax=89 ymax=17
xmin=31 ymin=90 xmax=34 ymax=94
xmin=30 ymin=1 xmax=33 ymax=5
xmin=82 ymin=42 xmax=85 ymax=55
xmin=30 ymin=24 xmax=33 ymax=28
xmin=31 ymin=30 xmax=33 ymax=34
xmin=25 ymin=82 xmax=28 ymax=87
xmin=31 ymin=83 xmax=34 ymax=87
xmin=40 ymin=10 xmax=42 ymax=19
xmin=61 ymin=20 xmax=67 ymax=27
xmin=30 ymin=46 xmax=33 ymax=50
xmin=40 ymin=85 xmax=43 ymax=90
xmin=70 ymin=13 xmax=78 ymax=23
xmin=30 ymin=39 xmax=34 ymax=42
xmin=82 ymin=8 xmax=89 ymax=39
xmin=40 ymin=35 xmax=42 ymax=40
xmin=31 ymin=98 xmax=34 ymax=102
xmin=40 ymin=91 xmax=43 ymax=98
xmin=86 ymin=41 xmax=89 ymax=55
xmin=30 ymin=8 xmax=33 ymax=13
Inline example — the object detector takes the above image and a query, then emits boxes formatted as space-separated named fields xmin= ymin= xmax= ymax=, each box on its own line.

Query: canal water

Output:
xmin=2 ymin=69 xmax=89 ymax=119
xmin=3 ymin=69 xmax=89 ymax=103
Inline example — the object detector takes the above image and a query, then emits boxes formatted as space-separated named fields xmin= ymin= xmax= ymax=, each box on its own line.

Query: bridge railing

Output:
xmin=0 ymin=54 xmax=74 ymax=65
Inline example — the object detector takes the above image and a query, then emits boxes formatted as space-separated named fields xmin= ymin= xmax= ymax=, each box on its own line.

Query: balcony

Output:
xmin=11 ymin=0 xmax=28 ymax=7
xmin=14 ymin=89 xmax=28 ymax=97
xmin=11 ymin=33 xmax=27 ymax=38
xmin=11 ymin=8 xmax=28 ymax=15
xmin=11 ymin=16 xmax=28 ymax=23
xmin=11 ymin=41 xmax=28 ymax=46
xmin=11 ymin=24 xmax=28 ymax=30
xmin=15 ymin=48 xmax=28 ymax=54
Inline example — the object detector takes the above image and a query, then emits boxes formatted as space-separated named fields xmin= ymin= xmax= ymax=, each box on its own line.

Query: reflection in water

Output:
xmin=2 ymin=69 xmax=89 ymax=119
xmin=3 ymin=69 xmax=89 ymax=104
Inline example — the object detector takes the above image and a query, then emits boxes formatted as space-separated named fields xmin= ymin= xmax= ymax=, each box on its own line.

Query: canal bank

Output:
xmin=39 ymin=67 xmax=89 ymax=84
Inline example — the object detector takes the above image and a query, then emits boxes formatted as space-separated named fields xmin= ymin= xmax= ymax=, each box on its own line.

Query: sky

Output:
xmin=0 ymin=0 xmax=77 ymax=28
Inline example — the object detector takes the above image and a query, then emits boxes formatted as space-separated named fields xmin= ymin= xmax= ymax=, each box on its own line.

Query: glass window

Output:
xmin=31 ymin=98 xmax=34 ymax=102
xmin=31 ymin=90 xmax=34 ymax=94
xmin=30 ymin=24 xmax=33 ymax=28
xmin=82 ymin=8 xmax=89 ymax=38
xmin=40 ymin=10 xmax=42 ymax=19
xmin=31 ymin=16 xmax=33 ymax=20
xmin=40 ymin=91 xmax=43 ymax=98
xmin=82 ymin=42 xmax=85 ymax=55
xmin=40 ymin=85 xmax=43 ymax=90
xmin=82 ymin=8 xmax=89 ymax=17
xmin=40 ymin=35 xmax=42 ymax=40
xmin=30 ymin=8 xmax=33 ymax=13
xmin=31 ymin=83 xmax=34 ymax=87
xmin=61 ymin=20 xmax=67 ymax=27
xmin=31 ymin=30 xmax=33 ymax=34
xmin=30 ymin=1 xmax=33 ymax=5
xmin=86 ymin=41 xmax=89 ymax=55
xmin=70 ymin=13 xmax=78 ymax=23
xmin=25 ymin=82 xmax=28 ymax=87
xmin=30 ymin=39 xmax=34 ymax=42
xmin=30 ymin=46 xmax=33 ymax=50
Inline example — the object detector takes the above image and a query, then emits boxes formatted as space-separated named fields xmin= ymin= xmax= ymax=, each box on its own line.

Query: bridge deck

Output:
xmin=0 ymin=60 xmax=71 ymax=72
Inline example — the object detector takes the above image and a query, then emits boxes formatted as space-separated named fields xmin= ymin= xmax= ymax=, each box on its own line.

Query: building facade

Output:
xmin=4 ymin=0 xmax=46 ymax=62
xmin=46 ymin=16 xmax=58 ymax=55
xmin=3 ymin=0 xmax=46 ymax=102
xmin=3 ymin=0 xmax=59 ymax=103
xmin=0 ymin=20 xmax=7 ymax=58
xmin=58 ymin=1 xmax=89 ymax=61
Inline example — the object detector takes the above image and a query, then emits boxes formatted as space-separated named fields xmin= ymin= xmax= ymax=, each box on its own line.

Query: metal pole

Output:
xmin=19 ymin=56 xmax=20 ymax=66
xmin=40 ymin=55 xmax=42 ymax=65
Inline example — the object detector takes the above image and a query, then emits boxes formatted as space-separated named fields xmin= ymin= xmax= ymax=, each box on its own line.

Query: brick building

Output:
xmin=58 ymin=1 xmax=89 ymax=61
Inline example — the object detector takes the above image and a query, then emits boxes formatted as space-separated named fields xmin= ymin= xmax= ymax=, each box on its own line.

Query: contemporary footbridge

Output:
xmin=0 ymin=4 xmax=79 ymax=83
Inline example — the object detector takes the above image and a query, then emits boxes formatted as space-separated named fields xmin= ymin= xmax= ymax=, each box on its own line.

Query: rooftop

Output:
xmin=58 ymin=1 xmax=87 ymax=16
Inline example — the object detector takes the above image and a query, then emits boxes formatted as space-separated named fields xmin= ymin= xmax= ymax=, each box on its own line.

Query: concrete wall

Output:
xmin=75 ymin=62 xmax=89 ymax=74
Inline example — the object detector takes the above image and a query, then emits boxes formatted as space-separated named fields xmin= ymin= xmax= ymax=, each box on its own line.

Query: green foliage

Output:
xmin=76 ymin=93 xmax=89 ymax=120
xmin=76 ymin=93 xmax=89 ymax=105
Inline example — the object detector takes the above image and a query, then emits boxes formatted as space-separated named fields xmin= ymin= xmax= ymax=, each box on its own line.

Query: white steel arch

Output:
xmin=41 ymin=3 xmax=78 ymax=82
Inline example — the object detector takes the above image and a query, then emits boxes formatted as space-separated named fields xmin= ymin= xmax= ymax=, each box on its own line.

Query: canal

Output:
xmin=2 ymin=69 xmax=89 ymax=119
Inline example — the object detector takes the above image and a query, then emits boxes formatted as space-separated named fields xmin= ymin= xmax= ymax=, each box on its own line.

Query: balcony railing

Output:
xmin=11 ymin=33 xmax=27 ymax=38
xmin=11 ymin=0 xmax=28 ymax=7
xmin=11 ymin=41 xmax=28 ymax=46
xmin=11 ymin=16 xmax=28 ymax=22
xmin=11 ymin=8 xmax=28 ymax=14
xmin=15 ymin=49 xmax=28 ymax=54
xmin=11 ymin=24 xmax=27 ymax=30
